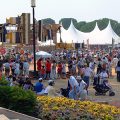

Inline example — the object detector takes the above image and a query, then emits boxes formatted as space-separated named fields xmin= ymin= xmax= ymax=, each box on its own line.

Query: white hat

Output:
xmin=39 ymin=78 xmax=43 ymax=81
xmin=48 ymin=80 xmax=54 ymax=84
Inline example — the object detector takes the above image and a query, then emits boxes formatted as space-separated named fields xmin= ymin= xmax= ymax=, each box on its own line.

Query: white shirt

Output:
xmin=99 ymin=71 xmax=108 ymax=84
xmin=69 ymin=76 xmax=79 ymax=90
xmin=112 ymin=57 xmax=118 ymax=67
xmin=78 ymin=80 xmax=87 ymax=93
xmin=83 ymin=67 xmax=93 ymax=77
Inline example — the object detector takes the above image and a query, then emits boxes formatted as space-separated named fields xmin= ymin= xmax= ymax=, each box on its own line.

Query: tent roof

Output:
xmin=57 ymin=21 xmax=120 ymax=45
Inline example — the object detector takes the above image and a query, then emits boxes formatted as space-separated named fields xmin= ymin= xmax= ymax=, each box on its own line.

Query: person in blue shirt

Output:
xmin=34 ymin=78 xmax=45 ymax=95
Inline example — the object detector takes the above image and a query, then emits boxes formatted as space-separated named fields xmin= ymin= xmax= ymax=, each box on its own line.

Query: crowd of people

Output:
xmin=0 ymin=47 xmax=120 ymax=100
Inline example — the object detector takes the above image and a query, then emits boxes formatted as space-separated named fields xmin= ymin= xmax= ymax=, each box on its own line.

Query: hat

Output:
xmin=39 ymin=78 xmax=43 ymax=81
xmin=76 ymin=76 xmax=82 ymax=80
xmin=48 ymin=80 xmax=54 ymax=84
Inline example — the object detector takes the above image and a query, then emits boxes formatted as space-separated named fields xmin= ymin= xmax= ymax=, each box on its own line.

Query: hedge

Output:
xmin=0 ymin=86 xmax=37 ymax=116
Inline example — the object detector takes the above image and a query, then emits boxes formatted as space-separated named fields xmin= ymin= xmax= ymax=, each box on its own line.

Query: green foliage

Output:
xmin=0 ymin=86 xmax=37 ymax=116
xmin=0 ymin=76 xmax=9 ymax=86
xmin=59 ymin=18 xmax=77 ymax=29
xmin=75 ymin=21 xmax=86 ymax=31
xmin=42 ymin=18 xmax=55 ymax=25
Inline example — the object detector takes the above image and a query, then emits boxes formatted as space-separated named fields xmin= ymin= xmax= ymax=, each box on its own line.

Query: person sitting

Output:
xmin=23 ymin=78 xmax=34 ymax=90
xmin=99 ymin=68 xmax=108 ymax=85
xmin=34 ymin=78 xmax=45 ymax=95
xmin=44 ymin=80 xmax=61 ymax=97
xmin=76 ymin=76 xmax=87 ymax=101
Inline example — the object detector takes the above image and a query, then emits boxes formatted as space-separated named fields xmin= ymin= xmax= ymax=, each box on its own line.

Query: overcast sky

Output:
xmin=0 ymin=0 xmax=120 ymax=23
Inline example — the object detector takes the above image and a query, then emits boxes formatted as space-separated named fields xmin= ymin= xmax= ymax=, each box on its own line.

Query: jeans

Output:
xmin=69 ymin=86 xmax=79 ymax=100
xmin=83 ymin=76 xmax=90 ymax=88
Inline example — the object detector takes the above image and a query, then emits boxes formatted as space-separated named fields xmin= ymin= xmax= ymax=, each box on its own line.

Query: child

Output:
xmin=41 ymin=66 xmax=46 ymax=80
xmin=57 ymin=62 xmax=62 ymax=79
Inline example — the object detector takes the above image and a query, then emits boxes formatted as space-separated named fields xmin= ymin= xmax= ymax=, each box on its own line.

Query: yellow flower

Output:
xmin=52 ymin=106 xmax=59 ymax=111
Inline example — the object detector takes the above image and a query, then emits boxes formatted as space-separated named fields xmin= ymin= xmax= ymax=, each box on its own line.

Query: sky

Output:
xmin=0 ymin=0 xmax=120 ymax=23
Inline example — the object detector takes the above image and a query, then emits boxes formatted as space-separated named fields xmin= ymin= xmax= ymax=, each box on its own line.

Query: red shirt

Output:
xmin=57 ymin=64 xmax=62 ymax=72
xmin=41 ymin=68 xmax=46 ymax=75
xmin=37 ymin=60 xmax=41 ymax=71
xmin=46 ymin=61 xmax=51 ymax=72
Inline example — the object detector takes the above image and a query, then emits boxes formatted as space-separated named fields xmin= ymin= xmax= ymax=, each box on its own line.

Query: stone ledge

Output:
xmin=0 ymin=107 xmax=40 ymax=120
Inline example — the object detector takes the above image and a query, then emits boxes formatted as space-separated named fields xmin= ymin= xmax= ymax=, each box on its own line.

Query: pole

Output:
xmin=32 ymin=7 xmax=36 ymax=74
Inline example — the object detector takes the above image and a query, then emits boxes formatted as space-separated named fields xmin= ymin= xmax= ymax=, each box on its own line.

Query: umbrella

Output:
xmin=36 ymin=51 xmax=52 ymax=59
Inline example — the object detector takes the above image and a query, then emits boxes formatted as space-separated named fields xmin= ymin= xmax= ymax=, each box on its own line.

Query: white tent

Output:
xmin=57 ymin=21 xmax=87 ymax=43
xmin=83 ymin=21 xmax=120 ymax=44
xmin=57 ymin=24 xmax=74 ymax=43
xmin=85 ymin=22 xmax=103 ymax=44
xmin=67 ymin=21 xmax=81 ymax=43
xmin=36 ymin=51 xmax=52 ymax=59
xmin=100 ymin=21 xmax=119 ymax=44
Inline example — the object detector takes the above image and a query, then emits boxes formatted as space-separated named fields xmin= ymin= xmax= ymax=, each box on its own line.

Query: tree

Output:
xmin=42 ymin=18 xmax=55 ymax=25
xmin=59 ymin=18 xmax=77 ymax=29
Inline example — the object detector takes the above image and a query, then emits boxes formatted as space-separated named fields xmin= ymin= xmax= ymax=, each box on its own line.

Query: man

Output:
xmin=44 ymin=80 xmax=61 ymax=97
xmin=76 ymin=76 xmax=87 ymax=101
xmin=68 ymin=76 xmax=79 ymax=100
xmin=83 ymin=63 xmax=94 ymax=90
xmin=34 ymin=78 xmax=45 ymax=95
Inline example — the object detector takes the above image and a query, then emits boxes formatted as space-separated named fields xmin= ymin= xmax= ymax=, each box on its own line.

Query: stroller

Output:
xmin=93 ymin=74 xmax=115 ymax=96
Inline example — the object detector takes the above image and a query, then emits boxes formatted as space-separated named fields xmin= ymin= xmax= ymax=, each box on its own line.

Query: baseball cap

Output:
xmin=39 ymin=78 xmax=43 ymax=81
xmin=48 ymin=80 xmax=54 ymax=84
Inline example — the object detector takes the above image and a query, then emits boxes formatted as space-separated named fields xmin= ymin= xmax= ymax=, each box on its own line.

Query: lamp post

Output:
xmin=31 ymin=0 xmax=36 ymax=74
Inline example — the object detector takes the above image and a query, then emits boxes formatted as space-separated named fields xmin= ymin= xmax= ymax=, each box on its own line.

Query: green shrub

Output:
xmin=0 ymin=79 xmax=9 ymax=86
xmin=0 ymin=86 xmax=37 ymax=116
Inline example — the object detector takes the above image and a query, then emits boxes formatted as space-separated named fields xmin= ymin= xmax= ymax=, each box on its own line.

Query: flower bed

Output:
xmin=37 ymin=96 xmax=120 ymax=120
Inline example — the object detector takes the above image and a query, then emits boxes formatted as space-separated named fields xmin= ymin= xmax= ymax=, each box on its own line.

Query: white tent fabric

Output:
xmin=57 ymin=21 xmax=87 ymax=43
xmin=85 ymin=22 xmax=103 ymax=44
xmin=67 ymin=21 xmax=81 ymax=43
xmin=57 ymin=24 xmax=74 ymax=43
xmin=100 ymin=21 xmax=119 ymax=44
xmin=36 ymin=51 xmax=52 ymax=59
